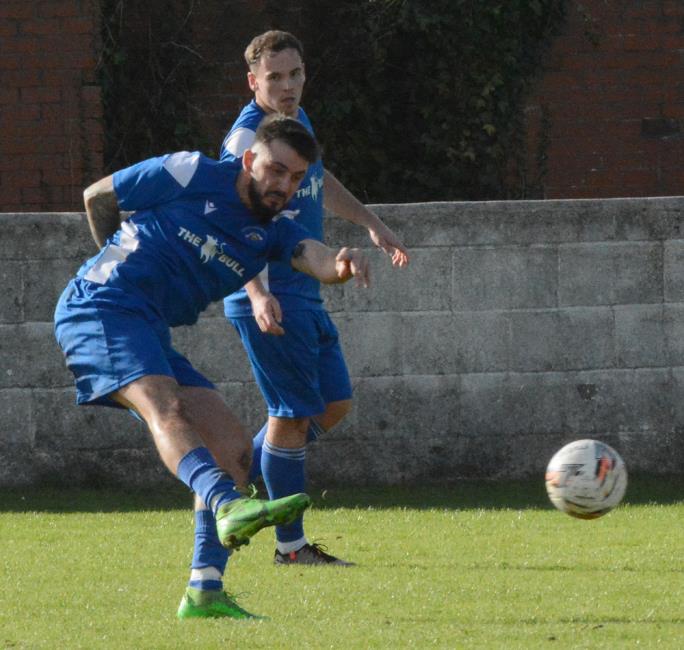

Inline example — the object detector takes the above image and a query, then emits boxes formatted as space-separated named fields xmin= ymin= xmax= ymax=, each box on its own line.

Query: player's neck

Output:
xmin=254 ymin=98 xmax=299 ymax=119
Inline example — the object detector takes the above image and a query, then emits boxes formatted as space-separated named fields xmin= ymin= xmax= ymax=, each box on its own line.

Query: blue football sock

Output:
xmin=188 ymin=509 xmax=230 ymax=591
xmin=176 ymin=447 xmax=238 ymax=514
xmin=249 ymin=418 xmax=325 ymax=483
xmin=261 ymin=440 xmax=306 ymax=543
xmin=250 ymin=421 xmax=322 ymax=483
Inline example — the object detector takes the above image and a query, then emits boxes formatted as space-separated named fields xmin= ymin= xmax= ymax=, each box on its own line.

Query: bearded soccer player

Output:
xmin=54 ymin=114 xmax=370 ymax=619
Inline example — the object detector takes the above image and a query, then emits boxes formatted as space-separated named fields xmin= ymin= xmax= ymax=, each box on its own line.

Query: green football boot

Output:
xmin=177 ymin=587 xmax=262 ymax=620
xmin=215 ymin=492 xmax=311 ymax=550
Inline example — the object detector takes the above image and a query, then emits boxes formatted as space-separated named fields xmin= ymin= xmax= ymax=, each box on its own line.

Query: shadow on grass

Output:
xmin=0 ymin=475 xmax=681 ymax=514
xmin=309 ymin=474 xmax=684 ymax=511
xmin=0 ymin=483 xmax=193 ymax=513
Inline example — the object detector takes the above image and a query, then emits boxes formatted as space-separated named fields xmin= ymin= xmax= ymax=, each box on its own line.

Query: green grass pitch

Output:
xmin=0 ymin=477 xmax=682 ymax=648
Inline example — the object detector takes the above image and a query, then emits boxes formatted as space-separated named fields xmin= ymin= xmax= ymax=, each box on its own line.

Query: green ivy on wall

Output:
xmin=98 ymin=0 xmax=566 ymax=200
xmin=98 ymin=0 xmax=209 ymax=173
xmin=300 ymin=0 xmax=566 ymax=201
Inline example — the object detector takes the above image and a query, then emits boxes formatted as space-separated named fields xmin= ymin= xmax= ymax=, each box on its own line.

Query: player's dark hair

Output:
xmin=244 ymin=30 xmax=304 ymax=68
xmin=255 ymin=113 xmax=320 ymax=164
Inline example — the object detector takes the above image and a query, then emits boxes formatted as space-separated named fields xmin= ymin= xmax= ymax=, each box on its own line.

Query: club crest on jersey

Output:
xmin=177 ymin=227 xmax=245 ymax=277
xmin=242 ymin=226 xmax=266 ymax=242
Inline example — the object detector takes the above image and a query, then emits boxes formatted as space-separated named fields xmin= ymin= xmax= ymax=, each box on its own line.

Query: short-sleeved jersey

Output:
xmin=220 ymin=100 xmax=326 ymax=316
xmin=72 ymin=151 xmax=311 ymax=328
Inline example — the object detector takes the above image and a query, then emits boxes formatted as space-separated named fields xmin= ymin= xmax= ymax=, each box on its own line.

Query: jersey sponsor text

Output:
xmin=178 ymin=226 xmax=245 ymax=277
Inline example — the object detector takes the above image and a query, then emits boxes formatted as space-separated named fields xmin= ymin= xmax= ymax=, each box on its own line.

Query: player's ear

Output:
xmin=247 ymin=71 xmax=257 ymax=92
xmin=242 ymin=148 xmax=255 ymax=173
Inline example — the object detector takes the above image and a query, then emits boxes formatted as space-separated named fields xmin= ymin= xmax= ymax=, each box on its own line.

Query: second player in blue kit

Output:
xmin=220 ymin=30 xmax=410 ymax=567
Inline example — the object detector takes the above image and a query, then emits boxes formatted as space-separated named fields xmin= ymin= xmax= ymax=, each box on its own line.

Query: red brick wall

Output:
xmin=520 ymin=0 xmax=684 ymax=198
xmin=187 ymin=0 xmax=271 ymax=152
xmin=0 ymin=0 xmax=102 ymax=211
xmin=1 ymin=1 xmax=682 ymax=211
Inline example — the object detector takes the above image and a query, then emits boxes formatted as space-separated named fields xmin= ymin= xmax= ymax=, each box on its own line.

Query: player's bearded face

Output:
xmin=247 ymin=177 xmax=288 ymax=221
xmin=244 ymin=141 xmax=308 ymax=222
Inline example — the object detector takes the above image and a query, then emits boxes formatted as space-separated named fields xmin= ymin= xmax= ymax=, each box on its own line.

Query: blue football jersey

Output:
xmin=220 ymin=100 xmax=325 ymax=316
xmin=72 ymin=151 xmax=311 ymax=328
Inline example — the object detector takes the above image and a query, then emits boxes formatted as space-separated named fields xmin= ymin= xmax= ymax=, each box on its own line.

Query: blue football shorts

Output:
xmin=54 ymin=280 xmax=214 ymax=409
xmin=229 ymin=309 xmax=352 ymax=418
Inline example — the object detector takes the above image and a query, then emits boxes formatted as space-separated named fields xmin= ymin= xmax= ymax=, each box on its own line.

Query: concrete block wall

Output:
xmin=1 ymin=197 xmax=684 ymax=487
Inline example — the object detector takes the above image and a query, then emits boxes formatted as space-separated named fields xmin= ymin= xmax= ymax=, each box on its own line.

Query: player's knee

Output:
xmin=268 ymin=417 xmax=309 ymax=447
xmin=320 ymin=399 xmax=352 ymax=430
xmin=152 ymin=393 xmax=195 ymax=431
xmin=282 ymin=426 xmax=308 ymax=447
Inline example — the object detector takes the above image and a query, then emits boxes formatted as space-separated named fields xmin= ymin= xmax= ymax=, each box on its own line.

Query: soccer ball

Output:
xmin=545 ymin=439 xmax=627 ymax=519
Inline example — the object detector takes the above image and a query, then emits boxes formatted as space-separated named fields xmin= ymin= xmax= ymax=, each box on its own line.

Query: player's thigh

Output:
xmin=113 ymin=374 xmax=184 ymax=427
xmin=230 ymin=313 xmax=325 ymax=418
xmin=114 ymin=374 xmax=221 ymax=431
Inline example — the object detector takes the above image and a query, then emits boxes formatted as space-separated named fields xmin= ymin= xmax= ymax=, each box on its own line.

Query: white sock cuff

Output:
xmin=263 ymin=440 xmax=306 ymax=461
xmin=276 ymin=536 xmax=308 ymax=555
xmin=190 ymin=566 xmax=223 ymax=582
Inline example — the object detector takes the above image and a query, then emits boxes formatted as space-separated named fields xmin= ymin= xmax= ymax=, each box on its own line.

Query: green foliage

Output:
xmin=301 ymin=0 xmax=566 ymax=201
xmin=98 ymin=0 xmax=209 ymax=173
xmin=97 ymin=1 xmax=566 ymax=200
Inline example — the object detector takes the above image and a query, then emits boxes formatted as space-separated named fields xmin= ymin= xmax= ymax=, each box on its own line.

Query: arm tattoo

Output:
xmin=292 ymin=242 xmax=306 ymax=259
xmin=86 ymin=190 xmax=120 ymax=249
xmin=83 ymin=175 xmax=120 ymax=248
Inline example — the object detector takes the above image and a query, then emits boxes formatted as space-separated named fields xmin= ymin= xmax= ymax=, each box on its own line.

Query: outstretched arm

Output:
xmin=323 ymin=169 xmax=409 ymax=268
xmin=83 ymin=175 xmax=124 ymax=248
xmin=290 ymin=239 xmax=370 ymax=288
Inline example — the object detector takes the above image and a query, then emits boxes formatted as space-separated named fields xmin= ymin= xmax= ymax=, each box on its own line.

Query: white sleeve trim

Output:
xmin=83 ymin=222 xmax=140 ymax=284
xmin=163 ymin=151 xmax=200 ymax=188
xmin=224 ymin=128 xmax=257 ymax=157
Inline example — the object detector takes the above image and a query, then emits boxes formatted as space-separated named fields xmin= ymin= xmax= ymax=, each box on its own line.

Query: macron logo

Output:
xmin=204 ymin=200 xmax=218 ymax=215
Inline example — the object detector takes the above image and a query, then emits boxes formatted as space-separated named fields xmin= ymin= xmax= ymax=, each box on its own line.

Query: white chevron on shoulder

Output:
xmin=225 ymin=128 xmax=257 ymax=157
xmin=163 ymin=151 xmax=200 ymax=188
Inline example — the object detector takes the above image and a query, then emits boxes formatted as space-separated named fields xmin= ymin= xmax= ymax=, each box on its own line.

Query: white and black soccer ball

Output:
xmin=545 ymin=439 xmax=628 ymax=519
